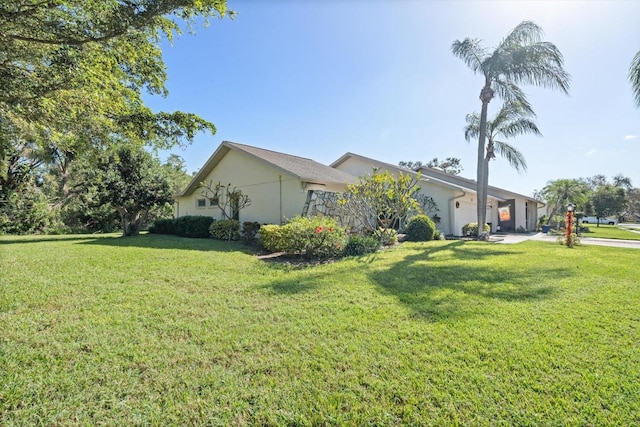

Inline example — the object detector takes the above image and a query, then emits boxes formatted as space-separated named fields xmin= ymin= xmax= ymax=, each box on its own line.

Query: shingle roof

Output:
xmin=178 ymin=141 xmax=357 ymax=196
xmin=331 ymin=152 xmax=541 ymax=203
xmin=228 ymin=142 xmax=358 ymax=185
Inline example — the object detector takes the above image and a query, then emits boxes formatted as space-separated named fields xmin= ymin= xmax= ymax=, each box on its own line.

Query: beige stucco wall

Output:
xmin=174 ymin=149 xmax=308 ymax=224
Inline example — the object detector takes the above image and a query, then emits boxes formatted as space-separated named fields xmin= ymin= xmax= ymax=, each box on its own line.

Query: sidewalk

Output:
xmin=493 ymin=232 xmax=640 ymax=249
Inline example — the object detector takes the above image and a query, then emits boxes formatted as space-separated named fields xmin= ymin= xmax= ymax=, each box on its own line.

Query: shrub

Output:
xmin=373 ymin=227 xmax=398 ymax=246
xmin=242 ymin=221 xmax=261 ymax=242
xmin=343 ymin=235 xmax=381 ymax=256
xmin=210 ymin=220 xmax=241 ymax=241
xmin=174 ymin=215 xmax=214 ymax=238
xmin=558 ymin=233 xmax=580 ymax=247
xmin=148 ymin=218 xmax=176 ymax=235
xmin=259 ymin=216 xmax=347 ymax=258
xmin=462 ymin=222 xmax=490 ymax=237
xmin=405 ymin=214 xmax=436 ymax=241
xmin=259 ymin=224 xmax=286 ymax=252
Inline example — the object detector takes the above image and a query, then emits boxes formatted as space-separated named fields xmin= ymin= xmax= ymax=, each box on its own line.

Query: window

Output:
xmin=230 ymin=196 xmax=240 ymax=221
xmin=208 ymin=196 xmax=219 ymax=207
xmin=196 ymin=198 xmax=206 ymax=208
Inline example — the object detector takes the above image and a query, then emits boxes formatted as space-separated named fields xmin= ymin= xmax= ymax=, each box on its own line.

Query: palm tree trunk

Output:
xmin=483 ymin=157 xmax=490 ymax=231
xmin=476 ymin=89 xmax=492 ymax=238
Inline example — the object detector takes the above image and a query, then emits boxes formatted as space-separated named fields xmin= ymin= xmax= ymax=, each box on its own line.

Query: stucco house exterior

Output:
xmin=173 ymin=141 xmax=358 ymax=224
xmin=331 ymin=152 xmax=542 ymax=236
xmin=175 ymin=141 xmax=542 ymax=235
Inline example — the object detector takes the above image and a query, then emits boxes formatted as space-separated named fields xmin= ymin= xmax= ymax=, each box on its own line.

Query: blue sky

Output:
xmin=146 ymin=0 xmax=640 ymax=197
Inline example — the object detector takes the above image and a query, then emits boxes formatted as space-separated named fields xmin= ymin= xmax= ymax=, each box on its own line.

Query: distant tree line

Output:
xmin=535 ymin=174 xmax=639 ymax=227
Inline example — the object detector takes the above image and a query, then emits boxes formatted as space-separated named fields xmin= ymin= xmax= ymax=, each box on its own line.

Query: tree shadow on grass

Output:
xmin=77 ymin=233 xmax=256 ymax=254
xmin=369 ymin=241 xmax=568 ymax=321
xmin=0 ymin=235 xmax=100 ymax=245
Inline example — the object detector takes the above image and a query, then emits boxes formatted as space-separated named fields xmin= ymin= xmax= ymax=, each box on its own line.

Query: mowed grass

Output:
xmin=579 ymin=223 xmax=640 ymax=240
xmin=1 ymin=234 xmax=639 ymax=426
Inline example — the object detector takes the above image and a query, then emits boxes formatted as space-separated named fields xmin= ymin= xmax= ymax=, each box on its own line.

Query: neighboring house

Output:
xmin=173 ymin=141 xmax=358 ymax=224
xmin=331 ymin=152 xmax=542 ymax=236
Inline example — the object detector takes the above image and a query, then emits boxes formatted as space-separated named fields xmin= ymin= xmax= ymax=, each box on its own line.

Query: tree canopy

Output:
xmin=540 ymin=179 xmax=590 ymax=225
xmin=399 ymin=157 xmax=463 ymax=175
xmin=338 ymin=170 xmax=422 ymax=232
xmin=94 ymin=144 xmax=173 ymax=236
xmin=452 ymin=21 xmax=570 ymax=237
xmin=0 ymin=1 xmax=230 ymax=234
xmin=465 ymin=100 xmax=540 ymax=173
xmin=629 ymin=51 xmax=640 ymax=108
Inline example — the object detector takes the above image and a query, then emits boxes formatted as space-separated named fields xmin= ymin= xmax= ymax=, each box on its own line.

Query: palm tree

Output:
xmin=541 ymin=179 xmax=589 ymax=228
xmin=464 ymin=101 xmax=541 ymax=211
xmin=630 ymin=51 xmax=640 ymax=107
xmin=452 ymin=21 xmax=570 ymax=237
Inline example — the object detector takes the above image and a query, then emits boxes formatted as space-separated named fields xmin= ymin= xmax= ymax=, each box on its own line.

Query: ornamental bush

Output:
xmin=148 ymin=218 xmax=176 ymax=235
xmin=209 ymin=219 xmax=241 ymax=241
xmin=259 ymin=224 xmax=286 ymax=252
xmin=462 ymin=222 xmax=490 ymax=237
xmin=259 ymin=216 xmax=347 ymax=258
xmin=343 ymin=235 xmax=381 ymax=256
xmin=373 ymin=227 xmax=398 ymax=246
xmin=174 ymin=215 xmax=214 ymax=238
xmin=242 ymin=221 xmax=261 ymax=242
xmin=405 ymin=214 xmax=436 ymax=241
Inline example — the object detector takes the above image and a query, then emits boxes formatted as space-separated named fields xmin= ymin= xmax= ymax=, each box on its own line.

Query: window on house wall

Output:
xmin=208 ymin=196 xmax=219 ymax=207
xmin=196 ymin=198 xmax=206 ymax=208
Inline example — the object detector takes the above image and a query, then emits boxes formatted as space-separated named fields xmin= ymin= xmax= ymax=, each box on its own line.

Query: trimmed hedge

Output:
xmin=174 ymin=215 xmax=214 ymax=238
xmin=210 ymin=220 xmax=241 ymax=241
xmin=148 ymin=218 xmax=176 ymax=235
xmin=405 ymin=214 xmax=436 ymax=241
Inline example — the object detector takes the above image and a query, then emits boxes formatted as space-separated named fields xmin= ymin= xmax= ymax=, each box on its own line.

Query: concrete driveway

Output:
xmin=493 ymin=232 xmax=640 ymax=249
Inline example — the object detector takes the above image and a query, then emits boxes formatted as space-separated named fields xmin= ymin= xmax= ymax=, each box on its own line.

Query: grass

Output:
xmin=1 ymin=233 xmax=639 ymax=425
xmin=578 ymin=223 xmax=640 ymax=240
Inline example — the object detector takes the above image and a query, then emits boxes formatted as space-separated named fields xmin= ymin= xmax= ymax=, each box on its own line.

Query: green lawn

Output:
xmin=1 ymin=234 xmax=639 ymax=425
xmin=578 ymin=223 xmax=640 ymax=240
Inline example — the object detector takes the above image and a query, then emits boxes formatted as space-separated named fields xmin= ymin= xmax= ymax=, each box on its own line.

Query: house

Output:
xmin=331 ymin=152 xmax=542 ymax=235
xmin=175 ymin=141 xmax=542 ymax=235
xmin=173 ymin=141 xmax=358 ymax=224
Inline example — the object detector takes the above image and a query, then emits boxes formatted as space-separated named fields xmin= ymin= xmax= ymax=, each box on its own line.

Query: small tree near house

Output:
xmin=95 ymin=145 xmax=173 ymax=237
xmin=199 ymin=181 xmax=251 ymax=221
xmin=338 ymin=169 xmax=422 ymax=232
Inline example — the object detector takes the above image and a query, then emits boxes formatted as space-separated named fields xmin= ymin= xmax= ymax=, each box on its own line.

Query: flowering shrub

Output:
xmin=259 ymin=216 xmax=347 ymax=258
